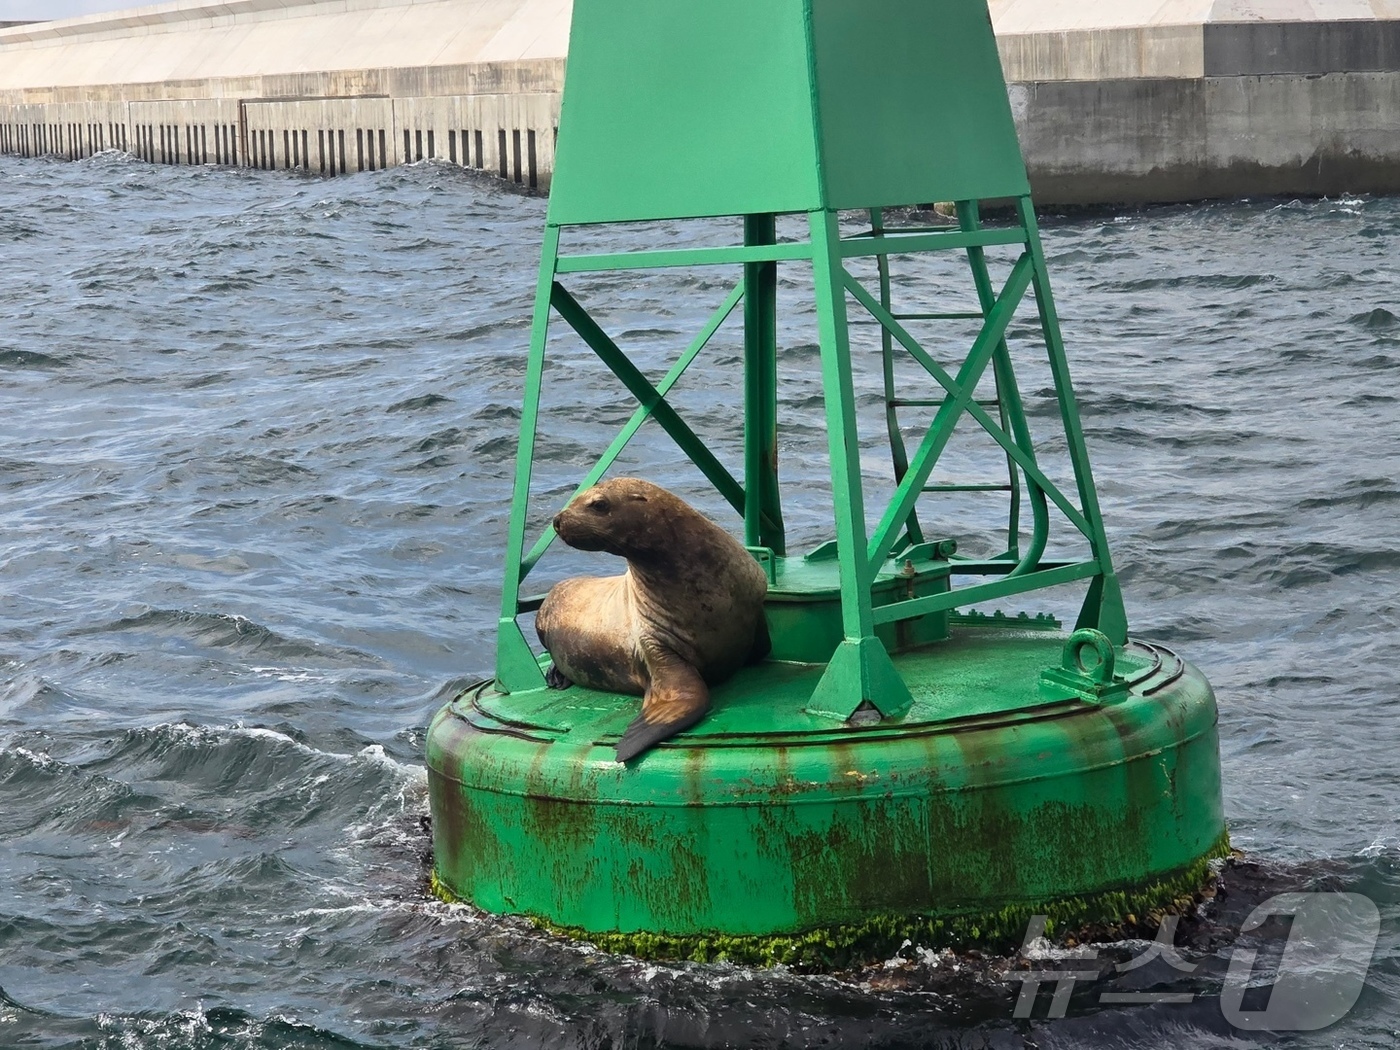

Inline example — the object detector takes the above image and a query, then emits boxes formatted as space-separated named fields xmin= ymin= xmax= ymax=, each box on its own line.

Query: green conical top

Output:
xmin=547 ymin=0 xmax=1031 ymax=225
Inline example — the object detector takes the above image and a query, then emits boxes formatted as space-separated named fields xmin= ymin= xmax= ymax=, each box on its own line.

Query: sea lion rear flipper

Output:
xmin=615 ymin=647 xmax=709 ymax=763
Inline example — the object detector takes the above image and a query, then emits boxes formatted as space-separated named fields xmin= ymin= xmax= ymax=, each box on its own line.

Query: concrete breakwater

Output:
xmin=0 ymin=0 xmax=565 ymax=190
xmin=0 ymin=91 xmax=557 ymax=186
xmin=998 ymin=0 xmax=1400 ymax=204
xmin=2 ymin=0 xmax=1399 ymax=204
xmin=0 ymin=84 xmax=560 ymax=187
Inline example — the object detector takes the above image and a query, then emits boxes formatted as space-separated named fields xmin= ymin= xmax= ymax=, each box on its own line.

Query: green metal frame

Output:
xmin=494 ymin=198 xmax=1128 ymax=717
xmin=430 ymin=0 xmax=1228 ymax=961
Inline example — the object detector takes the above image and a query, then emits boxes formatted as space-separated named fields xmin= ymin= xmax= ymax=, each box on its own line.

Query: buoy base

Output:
xmin=426 ymin=622 xmax=1228 ymax=965
xmin=430 ymin=835 xmax=1229 ymax=967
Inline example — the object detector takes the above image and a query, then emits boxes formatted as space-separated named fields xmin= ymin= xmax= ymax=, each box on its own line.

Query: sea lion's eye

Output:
xmin=587 ymin=496 xmax=611 ymax=514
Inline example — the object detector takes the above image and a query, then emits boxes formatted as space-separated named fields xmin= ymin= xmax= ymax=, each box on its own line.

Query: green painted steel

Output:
xmin=743 ymin=214 xmax=785 ymax=555
xmin=430 ymin=0 xmax=1229 ymax=959
xmin=547 ymin=0 xmax=1029 ymax=225
xmin=493 ymin=0 xmax=1134 ymax=708
xmin=548 ymin=0 xmax=822 ymax=225
xmin=428 ymin=627 xmax=1227 ymax=957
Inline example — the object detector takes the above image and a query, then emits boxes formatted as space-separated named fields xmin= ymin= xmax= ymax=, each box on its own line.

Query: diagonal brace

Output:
xmin=843 ymin=273 xmax=1094 ymax=541
xmin=866 ymin=252 xmax=1035 ymax=567
xmin=550 ymin=283 xmax=776 ymax=536
xmin=520 ymin=282 xmax=744 ymax=578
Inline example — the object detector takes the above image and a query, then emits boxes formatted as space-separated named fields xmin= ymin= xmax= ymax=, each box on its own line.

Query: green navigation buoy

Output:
xmin=426 ymin=0 xmax=1228 ymax=966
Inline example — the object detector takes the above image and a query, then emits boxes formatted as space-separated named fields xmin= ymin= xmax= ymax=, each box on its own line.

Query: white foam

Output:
xmin=246 ymin=667 xmax=327 ymax=683
xmin=147 ymin=720 xmax=396 ymax=769
xmin=232 ymin=724 xmax=311 ymax=748
xmin=287 ymin=901 xmax=386 ymax=920
xmin=915 ymin=946 xmax=952 ymax=967
xmin=147 ymin=720 xmax=328 ymax=763
xmin=419 ymin=898 xmax=493 ymax=926
xmin=9 ymin=746 xmax=56 ymax=769
xmin=1359 ymin=836 xmax=1396 ymax=858
xmin=353 ymin=743 xmax=429 ymax=795
xmin=97 ymin=1007 xmax=214 ymax=1048
xmin=1020 ymin=936 xmax=1100 ymax=961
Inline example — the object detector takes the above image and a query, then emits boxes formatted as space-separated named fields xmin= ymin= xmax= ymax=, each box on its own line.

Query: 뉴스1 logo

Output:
xmin=1011 ymin=892 xmax=1381 ymax=1030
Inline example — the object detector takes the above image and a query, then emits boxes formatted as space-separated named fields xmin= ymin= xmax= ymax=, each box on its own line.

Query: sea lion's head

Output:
xmin=552 ymin=478 xmax=683 ymax=560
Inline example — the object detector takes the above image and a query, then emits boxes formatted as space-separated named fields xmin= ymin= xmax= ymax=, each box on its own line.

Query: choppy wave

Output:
xmin=1 ymin=154 xmax=1398 ymax=1047
xmin=84 ymin=609 xmax=386 ymax=668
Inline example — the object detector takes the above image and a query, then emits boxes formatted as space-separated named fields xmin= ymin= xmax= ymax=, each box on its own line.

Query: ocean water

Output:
xmin=0 ymin=152 xmax=1397 ymax=1049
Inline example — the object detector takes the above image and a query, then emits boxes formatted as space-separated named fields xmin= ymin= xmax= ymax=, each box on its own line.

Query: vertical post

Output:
xmin=807 ymin=211 xmax=911 ymax=720
xmin=742 ymin=213 xmax=785 ymax=554
xmin=870 ymin=207 xmax=924 ymax=550
xmin=495 ymin=223 xmax=563 ymax=691
xmin=809 ymin=211 xmax=871 ymax=640
xmin=1015 ymin=196 xmax=1127 ymax=642
xmin=238 ymin=101 xmax=249 ymax=170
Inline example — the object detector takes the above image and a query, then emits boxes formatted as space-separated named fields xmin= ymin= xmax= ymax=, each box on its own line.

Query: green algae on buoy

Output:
xmin=426 ymin=0 xmax=1228 ymax=965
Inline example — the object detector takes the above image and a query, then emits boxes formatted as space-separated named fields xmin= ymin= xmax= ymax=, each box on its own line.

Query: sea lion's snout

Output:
xmin=553 ymin=501 xmax=606 ymax=552
xmin=553 ymin=508 xmax=576 ymax=544
xmin=554 ymin=484 xmax=630 ymax=552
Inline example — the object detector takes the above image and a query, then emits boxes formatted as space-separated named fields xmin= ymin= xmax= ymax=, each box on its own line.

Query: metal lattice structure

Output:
xmin=494 ymin=0 xmax=1128 ymax=720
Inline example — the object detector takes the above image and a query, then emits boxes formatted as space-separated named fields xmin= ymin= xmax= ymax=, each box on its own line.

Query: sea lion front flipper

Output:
xmin=545 ymin=663 xmax=573 ymax=690
xmin=615 ymin=645 xmax=709 ymax=763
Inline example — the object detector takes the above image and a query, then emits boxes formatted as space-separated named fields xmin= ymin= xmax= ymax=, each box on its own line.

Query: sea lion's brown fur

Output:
xmin=536 ymin=478 xmax=770 ymax=762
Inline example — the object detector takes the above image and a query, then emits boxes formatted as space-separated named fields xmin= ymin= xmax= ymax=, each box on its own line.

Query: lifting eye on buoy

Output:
xmin=1038 ymin=627 xmax=1131 ymax=703
xmin=1065 ymin=628 xmax=1116 ymax=683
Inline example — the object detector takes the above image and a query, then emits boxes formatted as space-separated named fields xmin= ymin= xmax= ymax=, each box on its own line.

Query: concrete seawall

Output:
xmin=2 ymin=0 xmax=1398 ymax=205
xmin=0 ymin=0 xmax=566 ymax=190
xmin=995 ymin=0 xmax=1400 ymax=204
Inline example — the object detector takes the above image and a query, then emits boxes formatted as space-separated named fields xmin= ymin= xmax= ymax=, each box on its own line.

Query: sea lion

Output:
xmin=536 ymin=478 xmax=770 ymax=762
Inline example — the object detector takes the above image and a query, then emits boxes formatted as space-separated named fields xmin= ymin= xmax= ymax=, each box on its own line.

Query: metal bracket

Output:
xmin=747 ymin=546 xmax=777 ymax=585
xmin=1039 ymin=628 xmax=1129 ymax=703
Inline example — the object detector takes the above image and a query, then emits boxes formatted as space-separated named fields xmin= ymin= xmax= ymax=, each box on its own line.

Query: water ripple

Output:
xmin=0 ymin=154 xmax=1398 ymax=1048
